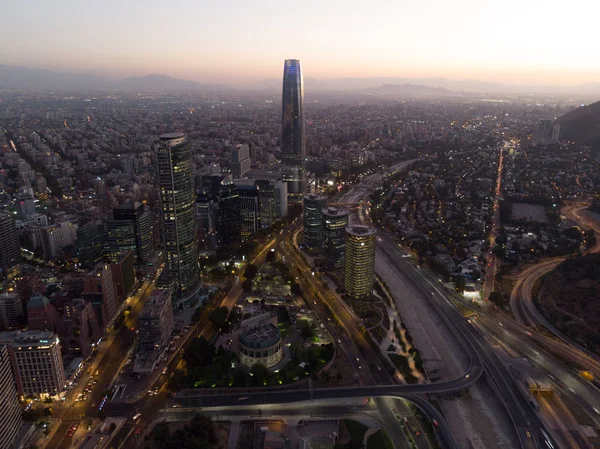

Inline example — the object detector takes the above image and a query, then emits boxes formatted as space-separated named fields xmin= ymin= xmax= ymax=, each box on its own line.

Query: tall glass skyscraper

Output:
xmin=281 ymin=59 xmax=306 ymax=195
xmin=157 ymin=133 xmax=200 ymax=301
xmin=344 ymin=226 xmax=377 ymax=299
xmin=303 ymin=193 xmax=327 ymax=249
xmin=322 ymin=207 xmax=350 ymax=269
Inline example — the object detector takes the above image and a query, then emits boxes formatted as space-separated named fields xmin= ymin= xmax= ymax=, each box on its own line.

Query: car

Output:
xmin=432 ymin=420 xmax=438 ymax=427
xmin=133 ymin=413 xmax=142 ymax=420
xmin=403 ymin=417 xmax=408 ymax=423
xmin=415 ymin=431 xmax=420 ymax=436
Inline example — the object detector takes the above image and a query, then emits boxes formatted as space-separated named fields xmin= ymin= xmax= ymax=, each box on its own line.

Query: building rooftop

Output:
xmin=346 ymin=225 xmax=376 ymax=238
xmin=0 ymin=330 xmax=58 ymax=347
xmin=159 ymin=132 xmax=186 ymax=140
xmin=323 ymin=207 xmax=349 ymax=217
xmin=239 ymin=322 xmax=281 ymax=349
xmin=140 ymin=290 xmax=171 ymax=319
xmin=27 ymin=292 xmax=50 ymax=309
xmin=305 ymin=193 xmax=327 ymax=202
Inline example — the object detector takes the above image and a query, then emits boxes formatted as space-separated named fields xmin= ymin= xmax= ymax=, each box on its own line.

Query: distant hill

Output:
xmin=365 ymin=83 xmax=451 ymax=96
xmin=117 ymin=74 xmax=215 ymax=91
xmin=0 ymin=64 xmax=218 ymax=91
xmin=556 ymin=99 xmax=600 ymax=148
xmin=539 ymin=253 xmax=600 ymax=356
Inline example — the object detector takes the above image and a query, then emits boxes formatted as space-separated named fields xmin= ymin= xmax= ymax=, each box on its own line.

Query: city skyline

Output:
xmin=2 ymin=0 xmax=600 ymax=87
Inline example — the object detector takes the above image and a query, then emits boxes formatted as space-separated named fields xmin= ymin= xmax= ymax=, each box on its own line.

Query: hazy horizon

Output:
xmin=3 ymin=0 xmax=600 ymax=87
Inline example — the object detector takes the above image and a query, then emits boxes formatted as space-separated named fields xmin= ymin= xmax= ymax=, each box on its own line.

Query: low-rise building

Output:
xmin=238 ymin=320 xmax=283 ymax=369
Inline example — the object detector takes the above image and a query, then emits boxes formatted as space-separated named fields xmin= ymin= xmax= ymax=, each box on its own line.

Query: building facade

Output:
xmin=0 ymin=330 xmax=66 ymax=398
xmin=82 ymin=264 xmax=117 ymax=329
xmin=322 ymin=207 xmax=350 ymax=269
xmin=0 ymin=345 xmax=22 ymax=449
xmin=0 ymin=212 xmax=21 ymax=279
xmin=281 ymin=59 xmax=306 ymax=196
xmin=236 ymin=182 xmax=262 ymax=238
xmin=344 ymin=226 xmax=377 ymax=299
xmin=61 ymin=299 xmax=100 ymax=357
xmin=138 ymin=290 xmax=174 ymax=353
xmin=157 ymin=133 xmax=200 ymax=301
xmin=238 ymin=322 xmax=283 ymax=368
xmin=231 ymin=144 xmax=251 ymax=179
xmin=0 ymin=292 xmax=25 ymax=331
xmin=303 ymin=194 xmax=327 ymax=249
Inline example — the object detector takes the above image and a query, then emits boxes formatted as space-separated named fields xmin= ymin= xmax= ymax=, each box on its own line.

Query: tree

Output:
xmin=244 ymin=264 xmax=258 ymax=280
xmin=250 ymin=363 xmax=270 ymax=386
xmin=291 ymin=283 xmax=302 ymax=296
xmin=109 ymin=422 xmax=117 ymax=433
xmin=209 ymin=306 xmax=229 ymax=330
xmin=266 ymin=250 xmax=276 ymax=263
xmin=454 ymin=276 xmax=466 ymax=293
xmin=491 ymin=245 xmax=506 ymax=259
xmin=43 ymin=407 xmax=52 ymax=417
xmin=241 ymin=279 xmax=253 ymax=293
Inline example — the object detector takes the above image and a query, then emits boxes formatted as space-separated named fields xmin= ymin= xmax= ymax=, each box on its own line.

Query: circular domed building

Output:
xmin=238 ymin=322 xmax=283 ymax=368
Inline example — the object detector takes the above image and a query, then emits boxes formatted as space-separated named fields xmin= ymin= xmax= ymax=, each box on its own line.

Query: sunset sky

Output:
xmin=2 ymin=0 xmax=599 ymax=86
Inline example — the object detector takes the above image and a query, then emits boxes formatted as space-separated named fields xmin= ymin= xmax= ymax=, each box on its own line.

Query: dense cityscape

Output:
xmin=2 ymin=7 xmax=600 ymax=449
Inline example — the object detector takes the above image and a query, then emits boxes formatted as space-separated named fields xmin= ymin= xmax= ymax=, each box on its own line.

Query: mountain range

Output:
xmin=1 ymin=64 xmax=600 ymax=95
xmin=556 ymin=99 xmax=600 ymax=148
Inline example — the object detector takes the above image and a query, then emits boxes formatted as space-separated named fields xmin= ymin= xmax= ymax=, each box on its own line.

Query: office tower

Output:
xmin=217 ymin=181 xmax=241 ymax=247
xmin=535 ymin=119 xmax=554 ymax=145
xmin=236 ymin=181 xmax=262 ymax=238
xmin=196 ymin=194 xmax=217 ymax=238
xmin=75 ymin=221 xmax=106 ymax=268
xmin=0 ymin=345 xmax=21 ymax=449
xmin=322 ymin=207 xmax=350 ymax=269
xmin=62 ymin=299 xmax=100 ymax=357
xmin=273 ymin=181 xmax=288 ymax=219
xmin=27 ymin=293 xmax=59 ymax=332
xmin=138 ymin=290 xmax=174 ymax=353
xmin=0 ymin=212 xmax=20 ymax=279
xmin=82 ymin=264 xmax=117 ymax=329
xmin=344 ymin=226 xmax=377 ymax=299
xmin=551 ymin=124 xmax=560 ymax=142
xmin=303 ymin=194 xmax=327 ymax=249
xmin=105 ymin=201 xmax=155 ymax=265
xmin=281 ymin=59 xmax=306 ymax=196
xmin=231 ymin=144 xmax=251 ymax=179
xmin=157 ymin=133 xmax=200 ymax=301
xmin=110 ymin=251 xmax=135 ymax=302
xmin=0 ymin=330 xmax=65 ymax=398
xmin=255 ymin=179 xmax=276 ymax=228
xmin=16 ymin=194 xmax=35 ymax=219
xmin=0 ymin=292 xmax=25 ymax=331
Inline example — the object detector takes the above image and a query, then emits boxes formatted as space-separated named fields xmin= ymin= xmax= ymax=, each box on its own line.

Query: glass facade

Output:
xmin=303 ymin=193 xmax=327 ymax=249
xmin=157 ymin=133 xmax=200 ymax=300
xmin=344 ymin=226 xmax=377 ymax=299
xmin=322 ymin=207 xmax=350 ymax=269
xmin=281 ymin=59 xmax=306 ymax=195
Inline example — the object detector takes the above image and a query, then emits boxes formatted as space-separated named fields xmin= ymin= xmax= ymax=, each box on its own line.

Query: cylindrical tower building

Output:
xmin=344 ymin=225 xmax=376 ymax=299
xmin=303 ymin=194 xmax=327 ymax=249
xmin=322 ymin=207 xmax=349 ymax=269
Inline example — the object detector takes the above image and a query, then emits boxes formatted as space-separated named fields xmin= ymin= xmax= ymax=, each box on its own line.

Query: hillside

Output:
xmin=556 ymin=99 xmax=600 ymax=148
xmin=538 ymin=253 xmax=600 ymax=355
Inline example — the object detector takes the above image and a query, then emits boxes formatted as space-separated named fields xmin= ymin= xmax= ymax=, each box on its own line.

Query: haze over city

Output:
xmin=2 ymin=2 xmax=600 ymax=449
xmin=2 ymin=0 xmax=600 ymax=88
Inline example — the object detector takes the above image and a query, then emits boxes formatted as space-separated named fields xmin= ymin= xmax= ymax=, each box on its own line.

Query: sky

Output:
xmin=2 ymin=0 xmax=599 ymax=87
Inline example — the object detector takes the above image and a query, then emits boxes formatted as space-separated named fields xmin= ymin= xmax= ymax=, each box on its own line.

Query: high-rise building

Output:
xmin=0 ymin=212 xmax=20 ymax=279
xmin=75 ymin=221 xmax=106 ymax=268
xmin=157 ymin=133 xmax=200 ymax=301
xmin=535 ymin=119 xmax=557 ymax=145
xmin=110 ymin=251 xmax=135 ymax=302
xmin=0 ymin=330 xmax=65 ymax=398
xmin=138 ymin=290 xmax=174 ymax=352
xmin=217 ymin=181 xmax=241 ymax=247
xmin=0 ymin=292 xmax=25 ymax=331
xmin=236 ymin=181 xmax=262 ymax=238
xmin=322 ymin=207 xmax=350 ymax=269
xmin=303 ymin=194 xmax=327 ymax=249
xmin=273 ymin=181 xmax=288 ymax=219
xmin=105 ymin=201 xmax=155 ymax=265
xmin=27 ymin=293 xmax=60 ymax=332
xmin=231 ymin=144 xmax=251 ymax=179
xmin=281 ymin=59 xmax=306 ymax=196
xmin=83 ymin=264 xmax=117 ymax=329
xmin=0 ymin=345 xmax=21 ymax=449
xmin=255 ymin=179 xmax=276 ymax=228
xmin=61 ymin=298 xmax=100 ymax=357
xmin=344 ymin=226 xmax=377 ymax=299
